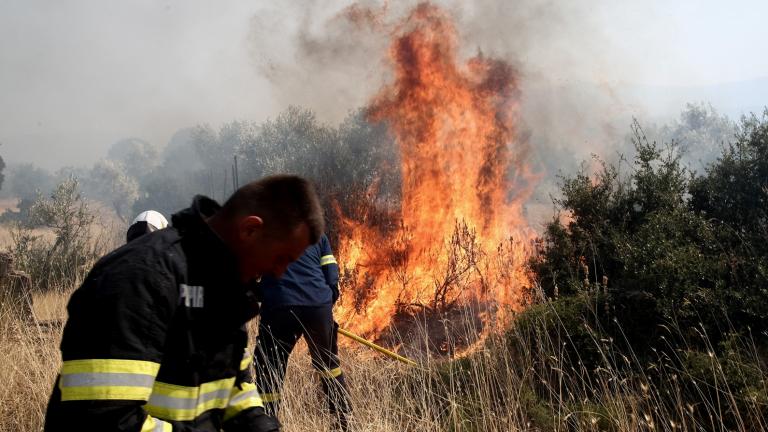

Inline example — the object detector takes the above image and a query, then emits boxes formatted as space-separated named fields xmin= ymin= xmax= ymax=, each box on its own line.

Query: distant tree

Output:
xmin=53 ymin=166 xmax=91 ymax=186
xmin=237 ymin=106 xmax=400 ymax=238
xmin=690 ymin=109 xmax=768 ymax=236
xmin=5 ymin=163 xmax=54 ymax=202
xmin=0 ymin=152 xmax=5 ymax=192
xmin=648 ymin=102 xmax=738 ymax=170
xmin=335 ymin=109 xmax=401 ymax=211
xmin=106 ymin=137 xmax=160 ymax=179
xmin=238 ymin=106 xmax=335 ymax=180
xmin=191 ymin=121 xmax=249 ymax=199
xmin=129 ymin=126 xmax=237 ymax=218
xmin=132 ymin=170 xmax=208 ymax=218
xmin=160 ymin=127 xmax=203 ymax=176
xmin=0 ymin=163 xmax=54 ymax=222
xmin=88 ymin=159 xmax=139 ymax=223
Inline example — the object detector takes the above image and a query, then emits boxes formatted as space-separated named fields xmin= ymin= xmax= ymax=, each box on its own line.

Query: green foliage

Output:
xmin=131 ymin=128 xmax=208 ymax=217
xmin=129 ymin=107 xmax=400 ymax=237
xmin=106 ymin=137 xmax=160 ymax=179
xmin=236 ymin=106 xmax=400 ymax=238
xmin=523 ymin=110 xmax=768 ymax=429
xmin=530 ymin=113 xmax=768 ymax=343
xmin=649 ymin=102 xmax=738 ymax=169
xmin=87 ymin=159 xmax=139 ymax=223
xmin=687 ymin=111 xmax=768 ymax=331
xmin=4 ymin=163 xmax=54 ymax=202
xmin=8 ymin=177 xmax=113 ymax=291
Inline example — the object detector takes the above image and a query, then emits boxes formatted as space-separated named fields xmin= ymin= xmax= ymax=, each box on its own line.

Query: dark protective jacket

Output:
xmin=258 ymin=234 xmax=339 ymax=308
xmin=126 ymin=220 xmax=158 ymax=243
xmin=44 ymin=196 xmax=278 ymax=432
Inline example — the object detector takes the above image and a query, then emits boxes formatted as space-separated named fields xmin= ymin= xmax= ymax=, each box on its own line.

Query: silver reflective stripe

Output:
xmin=148 ymin=393 xmax=198 ymax=410
xmin=148 ymin=388 xmax=230 ymax=410
xmin=60 ymin=372 xmax=155 ymax=388
xmin=200 ymin=388 xmax=231 ymax=403
xmin=228 ymin=389 xmax=259 ymax=406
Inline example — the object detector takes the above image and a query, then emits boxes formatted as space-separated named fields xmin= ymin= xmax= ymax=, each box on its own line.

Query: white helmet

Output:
xmin=132 ymin=210 xmax=169 ymax=230
xmin=127 ymin=210 xmax=169 ymax=242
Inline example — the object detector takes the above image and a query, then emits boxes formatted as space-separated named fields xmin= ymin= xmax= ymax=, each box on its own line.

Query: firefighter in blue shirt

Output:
xmin=254 ymin=234 xmax=351 ymax=430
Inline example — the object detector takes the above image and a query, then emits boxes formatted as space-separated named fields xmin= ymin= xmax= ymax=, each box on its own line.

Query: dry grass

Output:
xmin=1 ymin=223 xmax=766 ymax=431
xmin=0 ymin=198 xmax=20 ymax=214
xmin=0 ymin=300 xmax=64 ymax=431
xmin=30 ymin=291 xmax=68 ymax=323
xmin=2 ymin=297 xmax=765 ymax=432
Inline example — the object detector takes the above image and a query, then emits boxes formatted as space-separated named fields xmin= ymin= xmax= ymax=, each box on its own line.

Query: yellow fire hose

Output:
xmin=337 ymin=327 xmax=418 ymax=366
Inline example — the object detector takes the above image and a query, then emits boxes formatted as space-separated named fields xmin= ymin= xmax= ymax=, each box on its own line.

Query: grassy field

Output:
xmin=1 ymin=220 xmax=766 ymax=432
xmin=2 ymin=291 xmax=767 ymax=432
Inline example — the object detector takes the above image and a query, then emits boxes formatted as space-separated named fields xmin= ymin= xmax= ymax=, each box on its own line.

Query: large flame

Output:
xmin=335 ymin=3 xmax=537 ymax=338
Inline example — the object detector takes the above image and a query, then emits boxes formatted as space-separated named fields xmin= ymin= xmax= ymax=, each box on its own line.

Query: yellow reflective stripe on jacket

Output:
xmin=240 ymin=351 xmax=251 ymax=370
xmin=261 ymin=392 xmax=280 ymax=403
xmin=320 ymin=255 xmax=337 ymax=266
xmin=146 ymin=377 xmax=236 ymax=421
xmin=224 ymin=382 xmax=263 ymax=421
xmin=140 ymin=415 xmax=172 ymax=432
xmin=59 ymin=359 xmax=160 ymax=401
xmin=317 ymin=367 xmax=342 ymax=379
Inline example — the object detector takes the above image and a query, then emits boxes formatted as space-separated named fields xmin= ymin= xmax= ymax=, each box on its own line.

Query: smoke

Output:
xmin=2 ymin=1 xmax=765 ymax=185
xmin=248 ymin=1 xmax=390 ymax=122
xmin=248 ymin=0 xmax=661 ymax=224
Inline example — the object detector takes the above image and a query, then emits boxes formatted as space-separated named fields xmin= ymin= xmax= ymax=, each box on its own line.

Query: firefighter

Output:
xmin=254 ymin=233 xmax=351 ymax=430
xmin=44 ymin=175 xmax=325 ymax=432
xmin=126 ymin=209 xmax=169 ymax=242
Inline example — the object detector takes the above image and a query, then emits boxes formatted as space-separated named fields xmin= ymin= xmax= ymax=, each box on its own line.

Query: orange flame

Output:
xmin=335 ymin=3 xmax=538 ymax=338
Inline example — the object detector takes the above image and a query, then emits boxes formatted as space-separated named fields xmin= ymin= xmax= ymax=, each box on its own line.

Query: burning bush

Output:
xmin=331 ymin=3 xmax=537 ymax=342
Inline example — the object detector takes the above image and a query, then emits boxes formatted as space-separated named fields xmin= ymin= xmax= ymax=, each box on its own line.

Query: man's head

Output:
xmin=209 ymin=175 xmax=324 ymax=281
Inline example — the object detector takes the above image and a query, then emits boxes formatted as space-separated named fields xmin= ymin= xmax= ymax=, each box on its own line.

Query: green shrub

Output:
xmin=529 ymin=113 xmax=768 ymax=348
xmin=8 ymin=177 xmax=115 ymax=291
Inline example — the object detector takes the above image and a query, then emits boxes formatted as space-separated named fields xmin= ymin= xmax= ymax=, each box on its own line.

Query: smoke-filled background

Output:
xmin=3 ymin=3 xmax=768 ymax=431
xmin=2 ymin=0 xmax=766 ymax=332
xmin=1 ymin=0 xmax=767 ymax=171
xmin=1 ymin=0 xmax=766 ymax=319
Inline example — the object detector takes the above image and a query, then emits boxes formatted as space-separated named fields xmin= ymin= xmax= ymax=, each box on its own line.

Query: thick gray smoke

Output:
xmin=246 ymin=1 xmax=655 ymax=223
xmin=246 ymin=0 xmax=765 ymax=224
xmin=1 ymin=0 xmax=765 ymax=225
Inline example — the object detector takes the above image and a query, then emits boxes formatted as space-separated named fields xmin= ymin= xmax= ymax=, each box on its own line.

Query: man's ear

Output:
xmin=238 ymin=215 xmax=264 ymax=240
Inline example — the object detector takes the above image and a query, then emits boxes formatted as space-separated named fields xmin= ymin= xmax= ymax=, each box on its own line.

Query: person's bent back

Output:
xmin=44 ymin=175 xmax=323 ymax=432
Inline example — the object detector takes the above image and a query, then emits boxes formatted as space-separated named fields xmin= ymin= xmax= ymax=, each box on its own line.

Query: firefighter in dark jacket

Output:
xmin=44 ymin=175 xmax=325 ymax=432
xmin=254 ymin=233 xmax=351 ymax=430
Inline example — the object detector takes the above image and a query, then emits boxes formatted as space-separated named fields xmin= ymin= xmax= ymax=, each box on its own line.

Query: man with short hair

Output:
xmin=44 ymin=175 xmax=324 ymax=432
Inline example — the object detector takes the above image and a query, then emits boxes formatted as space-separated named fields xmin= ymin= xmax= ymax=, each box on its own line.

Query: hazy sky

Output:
xmin=1 ymin=0 xmax=767 ymax=170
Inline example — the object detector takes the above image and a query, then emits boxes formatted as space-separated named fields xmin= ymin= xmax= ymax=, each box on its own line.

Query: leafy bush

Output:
xmin=8 ymin=177 xmax=116 ymax=291
xmin=523 ymin=111 xmax=768 ymax=430
xmin=529 ymin=112 xmax=768 ymax=348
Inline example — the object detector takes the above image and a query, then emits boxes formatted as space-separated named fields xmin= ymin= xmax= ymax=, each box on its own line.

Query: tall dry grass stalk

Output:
xmin=1 ymin=292 xmax=767 ymax=431
xmin=1 ymin=213 xmax=765 ymax=431
xmin=0 ymin=292 xmax=67 ymax=432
